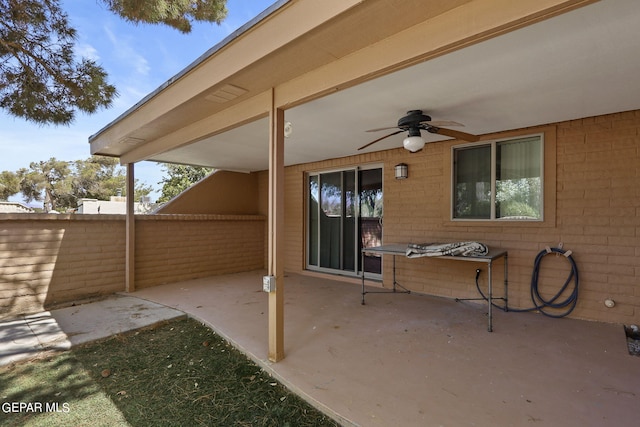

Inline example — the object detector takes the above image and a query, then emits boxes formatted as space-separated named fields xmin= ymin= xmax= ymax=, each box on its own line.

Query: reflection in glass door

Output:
xmin=359 ymin=168 xmax=383 ymax=275
xmin=307 ymin=167 xmax=382 ymax=276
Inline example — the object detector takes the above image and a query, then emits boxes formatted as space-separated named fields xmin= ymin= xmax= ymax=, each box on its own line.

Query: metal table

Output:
xmin=361 ymin=243 xmax=508 ymax=331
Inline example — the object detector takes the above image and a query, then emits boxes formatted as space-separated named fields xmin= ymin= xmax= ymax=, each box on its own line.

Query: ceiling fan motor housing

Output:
xmin=406 ymin=127 xmax=422 ymax=137
xmin=397 ymin=110 xmax=431 ymax=128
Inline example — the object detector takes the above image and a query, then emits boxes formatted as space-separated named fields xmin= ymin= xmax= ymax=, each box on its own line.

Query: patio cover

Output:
xmin=88 ymin=0 xmax=640 ymax=361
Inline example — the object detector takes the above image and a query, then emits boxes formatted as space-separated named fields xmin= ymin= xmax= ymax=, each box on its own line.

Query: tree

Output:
xmin=157 ymin=164 xmax=212 ymax=203
xmin=18 ymin=158 xmax=72 ymax=212
xmin=15 ymin=156 xmax=152 ymax=212
xmin=103 ymin=0 xmax=228 ymax=33
xmin=73 ymin=156 xmax=125 ymax=201
xmin=0 ymin=0 xmax=227 ymax=125
xmin=0 ymin=170 xmax=20 ymax=200
xmin=0 ymin=0 xmax=116 ymax=125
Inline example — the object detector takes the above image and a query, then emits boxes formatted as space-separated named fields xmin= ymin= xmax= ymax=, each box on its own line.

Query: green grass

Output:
xmin=0 ymin=318 xmax=339 ymax=427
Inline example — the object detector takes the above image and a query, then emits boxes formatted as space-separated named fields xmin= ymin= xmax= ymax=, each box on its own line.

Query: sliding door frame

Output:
xmin=306 ymin=163 xmax=383 ymax=279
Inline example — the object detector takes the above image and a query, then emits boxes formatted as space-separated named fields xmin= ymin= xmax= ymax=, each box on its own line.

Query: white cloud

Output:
xmin=103 ymin=25 xmax=150 ymax=76
xmin=112 ymin=85 xmax=150 ymax=111
xmin=75 ymin=42 xmax=100 ymax=61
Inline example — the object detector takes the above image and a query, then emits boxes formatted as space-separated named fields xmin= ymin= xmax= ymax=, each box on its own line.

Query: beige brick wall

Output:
xmin=0 ymin=214 xmax=266 ymax=319
xmin=0 ymin=215 xmax=126 ymax=319
xmin=134 ymin=214 xmax=265 ymax=288
xmin=274 ymin=110 xmax=640 ymax=325
xmin=157 ymin=171 xmax=260 ymax=215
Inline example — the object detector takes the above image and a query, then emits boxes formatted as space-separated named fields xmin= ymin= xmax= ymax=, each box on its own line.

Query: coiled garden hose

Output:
xmin=475 ymin=247 xmax=579 ymax=318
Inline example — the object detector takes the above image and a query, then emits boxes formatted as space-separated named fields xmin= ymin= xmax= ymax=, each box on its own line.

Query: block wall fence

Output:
xmin=0 ymin=214 xmax=265 ymax=320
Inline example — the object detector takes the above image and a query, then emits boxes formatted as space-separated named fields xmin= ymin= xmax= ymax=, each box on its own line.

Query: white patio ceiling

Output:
xmin=130 ymin=0 xmax=640 ymax=171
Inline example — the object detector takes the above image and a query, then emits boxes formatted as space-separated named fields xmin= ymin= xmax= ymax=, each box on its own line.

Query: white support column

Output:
xmin=125 ymin=163 xmax=135 ymax=293
xmin=268 ymin=92 xmax=285 ymax=362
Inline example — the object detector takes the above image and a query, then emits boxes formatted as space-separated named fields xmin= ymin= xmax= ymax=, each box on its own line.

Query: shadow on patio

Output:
xmin=131 ymin=271 xmax=638 ymax=427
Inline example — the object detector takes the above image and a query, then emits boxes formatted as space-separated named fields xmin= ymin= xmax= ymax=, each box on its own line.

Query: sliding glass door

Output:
xmin=307 ymin=166 xmax=383 ymax=276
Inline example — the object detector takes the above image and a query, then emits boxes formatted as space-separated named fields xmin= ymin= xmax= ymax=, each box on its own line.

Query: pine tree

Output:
xmin=0 ymin=170 xmax=20 ymax=201
xmin=15 ymin=156 xmax=152 ymax=212
xmin=102 ymin=0 xmax=227 ymax=33
xmin=0 ymin=0 xmax=227 ymax=124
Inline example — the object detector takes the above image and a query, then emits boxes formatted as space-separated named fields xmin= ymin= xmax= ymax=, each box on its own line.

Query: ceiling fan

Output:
xmin=358 ymin=110 xmax=479 ymax=152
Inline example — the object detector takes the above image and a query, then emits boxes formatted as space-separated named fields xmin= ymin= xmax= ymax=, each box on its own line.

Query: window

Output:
xmin=453 ymin=135 xmax=542 ymax=220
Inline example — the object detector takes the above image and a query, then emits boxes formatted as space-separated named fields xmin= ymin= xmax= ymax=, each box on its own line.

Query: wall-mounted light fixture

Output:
xmin=395 ymin=163 xmax=408 ymax=180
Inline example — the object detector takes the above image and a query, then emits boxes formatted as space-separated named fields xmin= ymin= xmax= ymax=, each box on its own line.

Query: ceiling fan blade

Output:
xmin=422 ymin=120 xmax=464 ymax=127
xmin=427 ymin=126 xmax=479 ymax=142
xmin=358 ymin=130 xmax=404 ymax=150
xmin=365 ymin=126 xmax=399 ymax=132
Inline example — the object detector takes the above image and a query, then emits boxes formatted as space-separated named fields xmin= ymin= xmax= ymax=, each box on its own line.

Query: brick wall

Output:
xmin=157 ymin=171 xmax=260 ymax=215
xmin=274 ymin=110 xmax=640 ymax=325
xmin=0 ymin=215 xmax=126 ymax=319
xmin=135 ymin=214 xmax=265 ymax=288
xmin=0 ymin=214 xmax=266 ymax=319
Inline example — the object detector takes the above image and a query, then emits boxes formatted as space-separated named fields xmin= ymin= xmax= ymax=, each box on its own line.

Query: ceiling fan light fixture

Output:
xmin=358 ymin=109 xmax=478 ymax=152
xmin=403 ymin=135 xmax=424 ymax=152
xmin=403 ymin=127 xmax=424 ymax=152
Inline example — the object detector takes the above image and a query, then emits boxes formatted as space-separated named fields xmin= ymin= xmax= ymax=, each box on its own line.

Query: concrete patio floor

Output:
xmin=131 ymin=270 xmax=639 ymax=427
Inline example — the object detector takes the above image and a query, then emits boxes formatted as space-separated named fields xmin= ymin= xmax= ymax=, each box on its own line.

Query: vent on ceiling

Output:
xmin=205 ymin=84 xmax=248 ymax=103
xmin=118 ymin=136 xmax=145 ymax=145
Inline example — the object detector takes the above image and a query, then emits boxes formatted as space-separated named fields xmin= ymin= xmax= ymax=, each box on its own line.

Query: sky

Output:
xmin=1 ymin=0 xmax=275 ymax=204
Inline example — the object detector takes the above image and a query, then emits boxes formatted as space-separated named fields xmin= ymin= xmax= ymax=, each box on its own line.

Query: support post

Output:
xmin=268 ymin=95 xmax=285 ymax=362
xmin=125 ymin=163 xmax=135 ymax=293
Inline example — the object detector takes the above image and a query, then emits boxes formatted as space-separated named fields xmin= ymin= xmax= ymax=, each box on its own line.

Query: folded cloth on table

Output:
xmin=406 ymin=241 xmax=489 ymax=258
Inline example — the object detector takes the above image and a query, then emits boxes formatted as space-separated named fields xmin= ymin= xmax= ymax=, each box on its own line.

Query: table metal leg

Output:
xmin=392 ymin=255 xmax=397 ymax=291
xmin=361 ymin=251 xmax=410 ymax=303
xmin=488 ymin=260 xmax=493 ymax=332
xmin=361 ymin=250 xmax=366 ymax=305
xmin=504 ymin=254 xmax=509 ymax=312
